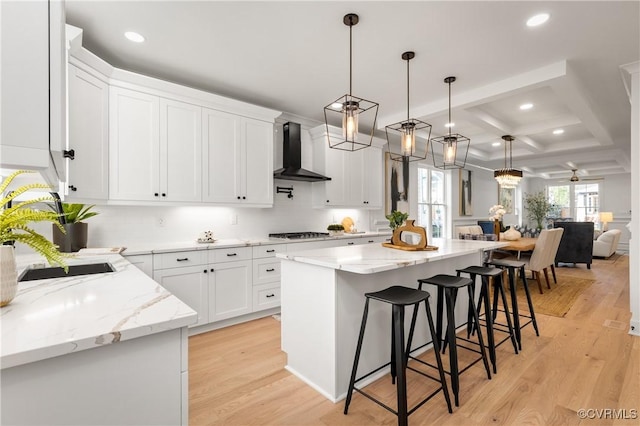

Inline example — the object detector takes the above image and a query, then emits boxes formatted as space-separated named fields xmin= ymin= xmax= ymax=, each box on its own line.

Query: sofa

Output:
xmin=553 ymin=221 xmax=594 ymax=269
xmin=592 ymin=229 xmax=622 ymax=258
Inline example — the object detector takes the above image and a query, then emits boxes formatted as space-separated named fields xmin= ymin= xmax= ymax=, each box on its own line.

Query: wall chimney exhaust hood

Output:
xmin=273 ymin=122 xmax=331 ymax=182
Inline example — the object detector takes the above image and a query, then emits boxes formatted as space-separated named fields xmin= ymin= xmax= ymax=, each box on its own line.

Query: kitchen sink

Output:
xmin=18 ymin=262 xmax=116 ymax=282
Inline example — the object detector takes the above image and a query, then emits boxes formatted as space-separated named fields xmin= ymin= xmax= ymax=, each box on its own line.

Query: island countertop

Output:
xmin=1 ymin=254 xmax=197 ymax=370
xmin=276 ymin=237 xmax=508 ymax=274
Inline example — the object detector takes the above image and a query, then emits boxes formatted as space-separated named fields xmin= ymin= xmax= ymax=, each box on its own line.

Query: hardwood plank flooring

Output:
xmin=189 ymin=255 xmax=639 ymax=425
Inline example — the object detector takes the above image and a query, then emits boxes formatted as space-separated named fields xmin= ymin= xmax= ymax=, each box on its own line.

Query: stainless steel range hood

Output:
xmin=273 ymin=122 xmax=331 ymax=182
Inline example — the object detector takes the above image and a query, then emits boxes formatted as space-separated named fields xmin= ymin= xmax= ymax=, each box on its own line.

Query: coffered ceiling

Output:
xmin=65 ymin=1 xmax=639 ymax=181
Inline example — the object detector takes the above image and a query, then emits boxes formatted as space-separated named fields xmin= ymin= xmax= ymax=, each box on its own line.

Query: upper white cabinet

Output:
xmin=0 ymin=0 xmax=66 ymax=187
xmin=311 ymin=126 xmax=383 ymax=209
xmin=109 ymin=87 xmax=201 ymax=202
xmin=66 ymin=64 xmax=109 ymax=201
xmin=202 ymin=109 xmax=273 ymax=206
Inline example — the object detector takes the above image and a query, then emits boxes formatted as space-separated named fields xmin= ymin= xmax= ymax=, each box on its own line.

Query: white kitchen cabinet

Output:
xmin=66 ymin=64 xmax=109 ymax=201
xmin=202 ymin=108 xmax=273 ymax=206
xmin=0 ymin=0 xmax=66 ymax=187
xmin=154 ymin=265 xmax=209 ymax=327
xmin=208 ymin=259 xmax=252 ymax=322
xmin=124 ymin=254 xmax=153 ymax=277
xmin=109 ymin=87 xmax=160 ymax=201
xmin=311 ymin=126 xmax=383 ymax=208
xmin=109 ymin=87 xmax=201 ymax=202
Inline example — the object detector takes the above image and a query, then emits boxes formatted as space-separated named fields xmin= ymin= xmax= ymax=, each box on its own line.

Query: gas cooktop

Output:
xmin=269 ymin=232 xmax=330 ymax=240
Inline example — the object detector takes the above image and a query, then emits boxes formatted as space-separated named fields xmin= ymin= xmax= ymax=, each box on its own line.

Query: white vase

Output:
xmin=1 ymin=245 xmax=18 ymax=307
xmin=503 ymin=227 xmax=522 ymax=241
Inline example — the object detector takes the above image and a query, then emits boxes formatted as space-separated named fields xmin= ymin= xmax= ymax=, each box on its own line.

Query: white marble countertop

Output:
xmin=1 ymin=254 xmax=197 ymax=369
xmin=277 ymin=238 xmax=508 ymax=274
xmin=123 ymin=232 xmax=391 ymax=256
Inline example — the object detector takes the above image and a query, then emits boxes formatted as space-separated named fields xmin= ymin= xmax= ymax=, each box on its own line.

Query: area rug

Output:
xmin=512 ymin=275 xmax=595 ymax=318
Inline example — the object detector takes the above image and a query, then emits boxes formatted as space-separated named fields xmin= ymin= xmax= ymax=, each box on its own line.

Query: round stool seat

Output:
xmin=366 ymin=286 xmax=430 ymax=305
xmin=418 ymin=274 xmax=473 ymax=288
xmin=487 ymin=259 xmax=526 ymax=268
xmin=456 ymin=265 xmax=503 ymax=277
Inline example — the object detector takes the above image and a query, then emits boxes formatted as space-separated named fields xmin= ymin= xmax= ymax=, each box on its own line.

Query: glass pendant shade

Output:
xmin=386 ymin=51 xmax=431 ymax=162
xmin=494 ymin=135 xmax=523 ymax=188
xmin=431 ymin=76 xmax=470 ymax=169
xmin=324 ymin=14 xmax=379 ymax=152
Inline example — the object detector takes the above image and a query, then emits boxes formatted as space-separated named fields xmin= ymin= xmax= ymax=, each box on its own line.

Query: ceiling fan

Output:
xmin=558 ymin=168 xmax=603 ymax=182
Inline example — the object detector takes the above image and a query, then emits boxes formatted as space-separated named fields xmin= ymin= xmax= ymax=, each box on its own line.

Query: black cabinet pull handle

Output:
xmin=266 ymin=249 xmax=275 ymax=253
xmin=242 ymin=196 xmax=246 ymax=200
xmin=154 ymin=193 xmax=159 ymax=197
xmin=210 ymin=268 xmax=215 ymax=272
xmin=176 ymin=258 xmax=189 ymax=262
xmin=266 ymin=294 xmax=275 ymax=298
xmin=368 ymin=240 xmax=374 ymax=243
xmin=226 ymin=253 xmax=237 ymax=257
xmin=326 ymin=200 xmax=330 ymax=203
xmin=347 ymin=242 xmax=354 ymax=245
xmin=68 ymin=185 xmax=77 ymax=192
xmin=203 ymin=269 xmax=207 ymax=273
xmin=63 ymin=149 xmax=75 ymax=160
xmin=237 ymin=196 xmax=241 ymax=200
xmin=162 ymin=193 xmax=166 ymax=197
xmin=266 ymin=268 xmax=275 ymax=272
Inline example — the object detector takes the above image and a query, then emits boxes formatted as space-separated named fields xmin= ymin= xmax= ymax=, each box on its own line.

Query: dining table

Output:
xmin=499 ymin=237 xmax=537 ymax=259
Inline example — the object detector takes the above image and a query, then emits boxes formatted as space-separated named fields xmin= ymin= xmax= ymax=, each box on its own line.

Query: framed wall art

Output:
xmin=385 ymin=152 xmax=409 ymax=215
xmin=459 ymin=169 xmax=472 ymax=216
xmin=499 ymin=186 xmax=515 ymax=214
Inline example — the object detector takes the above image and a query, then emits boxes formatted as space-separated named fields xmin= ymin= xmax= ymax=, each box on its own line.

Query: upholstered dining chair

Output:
xmin=504 ymin=228 xmax=564 ymax=294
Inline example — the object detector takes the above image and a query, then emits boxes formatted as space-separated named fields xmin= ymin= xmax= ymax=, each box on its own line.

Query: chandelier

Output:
xmin=430 ymin=76 xmax=470 ymax=169
xmin=494 ymin=135 xmax=523 ymax=188
xmin=323 ymin=13 xmax=379 ymax=152
xmin=385 ymin=51 xmax=431 ymax=162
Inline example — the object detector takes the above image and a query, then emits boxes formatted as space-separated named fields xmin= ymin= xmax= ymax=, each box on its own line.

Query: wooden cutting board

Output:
xmin=382 ymin=242 xmax=438 ymax=251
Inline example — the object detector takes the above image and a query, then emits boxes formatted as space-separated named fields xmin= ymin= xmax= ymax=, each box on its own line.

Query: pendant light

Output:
xmin=494 ymin=135 xmax=523 ymax=188
xmin=323 ymin=13 xmax=379 ymax=152
xmin=431 ymin=76 xmax=470 ymax=169
xmin=570 ymin=168 xmax=580 ymax=182
xmin=385 ymin=51 xmax=431 ymax=162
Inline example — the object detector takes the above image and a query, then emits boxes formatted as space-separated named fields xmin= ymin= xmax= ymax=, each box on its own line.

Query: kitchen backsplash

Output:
xmin=17 ymin=182 xmax=378 ymax=254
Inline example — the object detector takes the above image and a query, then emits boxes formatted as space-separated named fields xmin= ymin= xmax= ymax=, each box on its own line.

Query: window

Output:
xmin=417 ymin=167 xmax=447 ymax=239
xmin=547 ymin=182 xmax=601 ymax=227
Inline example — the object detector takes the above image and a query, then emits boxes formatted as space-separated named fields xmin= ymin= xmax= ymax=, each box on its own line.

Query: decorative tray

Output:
xmin=382 ymin=243 xmax=438 ymax=251
xmin=196 ymin=238 xmax=216 ymax=244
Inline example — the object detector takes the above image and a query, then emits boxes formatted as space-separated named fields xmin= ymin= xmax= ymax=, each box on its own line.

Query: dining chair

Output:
xmin=505 ymin=228 xmax=564 ymax=294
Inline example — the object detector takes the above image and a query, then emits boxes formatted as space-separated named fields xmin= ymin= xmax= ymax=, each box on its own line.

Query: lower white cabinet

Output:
xmin=124 ymin=254 xmax=153 ymax=277
xmin=154 ymin=265 xmax=209 ymax=327
xmin=208 ymin=259 xmax=252 ymax=322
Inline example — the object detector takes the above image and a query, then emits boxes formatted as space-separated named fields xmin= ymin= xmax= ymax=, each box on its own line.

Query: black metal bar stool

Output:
xmin=485 ymin=258 xmax=539 ymax=350
xmin=456 ymin=266 xmax=519 ymax=374
xmin=416 ymin=275 xmax=491 ymax=407
xmin=344 ymin=286 xmax=452 ymax=426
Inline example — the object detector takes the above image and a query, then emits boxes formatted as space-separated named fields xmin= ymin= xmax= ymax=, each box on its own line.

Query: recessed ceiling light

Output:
xmin=330 ymin=102 xmax=342 ymax=109
xmin=445 ymin=122 xmax=455 ymax=128
xmin=553 ymin=129 xmax=565 ymax=135
xmin=124 ymin=31 xmax=145 ymax=43
xmin=492 ymin=142 xmax=501 ymax=147
xmin=519 ymin=103 xmax=533 ymax=110
xmin=527 ymin=13 xmax=550 ymax=27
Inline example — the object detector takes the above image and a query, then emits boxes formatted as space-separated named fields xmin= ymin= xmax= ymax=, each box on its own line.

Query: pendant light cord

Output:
xmin=349 ymin=19 xmax=353 ymax=96
xmin=406 ymin=57 xmax=410 ymax=122
xmin=448 ymin=80 xmax=452 ymax=137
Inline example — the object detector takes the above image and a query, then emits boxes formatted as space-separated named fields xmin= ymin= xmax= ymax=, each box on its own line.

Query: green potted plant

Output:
xmin=1 ymin=170 xmax=67 ymax=307
xmin=524 ymin=191 xmax=552 ymax=230
xmin=50 ymin=203 xmax=99 ymax=252
xmin=327 ymin=223 xmax=344 ymax=236
xmin=385 ymin=211 xmax=409 ymax=231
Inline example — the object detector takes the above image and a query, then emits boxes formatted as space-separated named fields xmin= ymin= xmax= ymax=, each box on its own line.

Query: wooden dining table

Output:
xmin=500 ymin=237 xmax=537 ymax=252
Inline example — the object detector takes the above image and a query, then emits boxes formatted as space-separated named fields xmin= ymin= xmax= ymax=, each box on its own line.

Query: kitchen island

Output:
xmin=1 ymin=254 xmax=197 ymax=425
xmin=277 ymin=238 xmax=506 ymax=402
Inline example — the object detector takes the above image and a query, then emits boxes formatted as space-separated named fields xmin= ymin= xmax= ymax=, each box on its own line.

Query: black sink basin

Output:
xmin=18 ymin=262 xmax=116 ymax=282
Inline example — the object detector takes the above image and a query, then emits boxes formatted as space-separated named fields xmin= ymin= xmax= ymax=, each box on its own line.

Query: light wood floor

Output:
xmin=189 ymin=255 xmax=639 ymax=425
